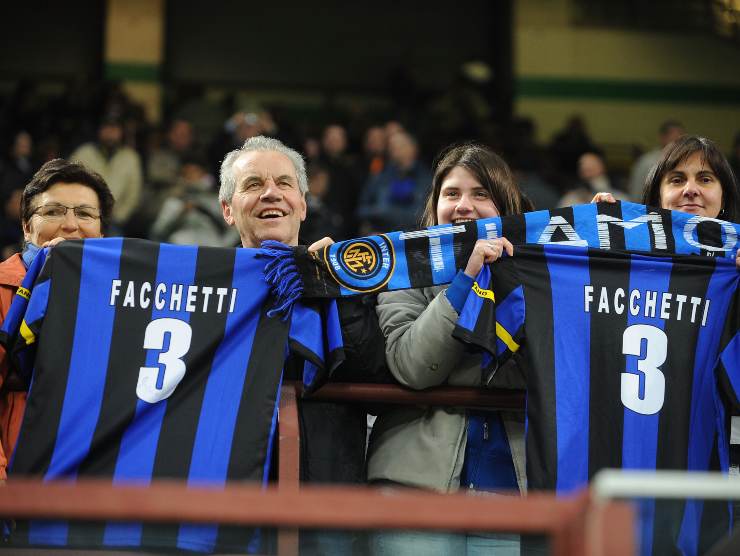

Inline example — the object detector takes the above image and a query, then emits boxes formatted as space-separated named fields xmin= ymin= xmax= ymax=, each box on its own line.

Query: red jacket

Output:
xmin=0 ymin=253 xmax=26 ymax=480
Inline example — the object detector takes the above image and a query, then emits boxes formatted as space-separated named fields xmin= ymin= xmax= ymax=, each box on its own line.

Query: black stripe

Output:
xmin=651 ymin=256 xmax=715 ymax=554
xmin=653 ymin=207 xmax=676 ymax=253
xmin=695 ymin=219 xmax=724 ymax=257
xmin=11 ymin=242 xmax=83 ymax=478
xmin=549 ymin=206 xmax=577 ymax=243
xmin=516 ymin=245 xmax=559 ymax=490
xmin=500 ymin=213 xmax=527 ymax=245
xmin=597 ymin=201 xmax=627 ymax=252
xmin=214 ymin=302 xmax=288 ymax=551
xmin=452 ymin=220 xmax=479 ymax=272
xmin=140 ymin=246 xmax=235 ymax=547
xmin=404 ymin=235 xmax=433 ymax=289
xmin=586 ymin=248 xmax=629 ymax=477
xmin=10 ymin=243 xmax=83 ymax=544
xmin=66 ymin=239 xmax=159 ymax=544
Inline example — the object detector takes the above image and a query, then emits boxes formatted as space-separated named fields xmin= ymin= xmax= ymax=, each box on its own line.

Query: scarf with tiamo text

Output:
xmin=260 ymin=201 xmax=740 ymax=307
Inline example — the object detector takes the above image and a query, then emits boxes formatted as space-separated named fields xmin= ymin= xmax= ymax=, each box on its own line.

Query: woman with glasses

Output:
xmin=0 ymin=159 xmax=114 ymax=481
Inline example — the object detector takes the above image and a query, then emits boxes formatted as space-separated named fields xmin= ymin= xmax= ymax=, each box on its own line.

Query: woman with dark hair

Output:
xmin=0 ymin=158 xmax=114 ymax=481
xmin=594 ymin=135 xmax=739 ymax=267
xmin=367 ymin=143 xmax=530 ymax=556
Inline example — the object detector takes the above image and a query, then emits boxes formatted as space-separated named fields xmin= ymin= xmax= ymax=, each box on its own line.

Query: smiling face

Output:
xmin=659 ymin=152 xmax=724 ymax=218
xmin=221 ymin=150 xmax=307 ymax=248
xmin=435 ymin=166 xmax=500 ymax=225
xmin=23 ymin=182 xmax=103 ymax=246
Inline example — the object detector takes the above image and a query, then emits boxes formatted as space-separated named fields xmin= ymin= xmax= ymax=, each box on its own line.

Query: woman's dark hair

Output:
xmin=421 ymin=143 xmax=531 ymax=227
xmin=642 ymin=135 xmax=739 ymax=222
xmin=21 ymin=158 xmax=115 ymax=230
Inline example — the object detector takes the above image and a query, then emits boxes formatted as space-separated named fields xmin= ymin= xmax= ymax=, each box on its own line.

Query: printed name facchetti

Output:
xmin=109 ymin=280 xmax=237 ymax=313
xmin=583 ymin=286 xmax=710 ymax=326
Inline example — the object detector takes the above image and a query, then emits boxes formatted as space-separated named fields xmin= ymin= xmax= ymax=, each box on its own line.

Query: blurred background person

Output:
xmin=0 ymin=131 xmax=36 ymax=194
xmin=149 ymin=152 xmax=237 ymax=247
xmin=362 ymin=125 xmax=387 ymax=182
xmin=628 ymin=120 xmax=685 ymax=200
xmin=147 ymin=118 xmax=195 ymax=190
xmin=70 ymin=115 xmax=142 ymax=233
xmin=558 ymin=150 xmax=626 ymax=207
xmin=357 ymin=130 xmax=431 ymax=233
xmin=319 ymin=123 xmax=361 ymax=238
xmin=300 ymin=162 xmax=345 ymax=245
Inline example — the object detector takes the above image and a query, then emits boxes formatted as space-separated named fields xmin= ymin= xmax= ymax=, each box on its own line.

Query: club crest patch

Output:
xmin=324 ymin=235 xmax=395 ymax=292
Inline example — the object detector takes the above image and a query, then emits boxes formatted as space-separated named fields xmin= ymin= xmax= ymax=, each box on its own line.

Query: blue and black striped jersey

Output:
xmin=0 ymin=238 xmax=342 ymax=553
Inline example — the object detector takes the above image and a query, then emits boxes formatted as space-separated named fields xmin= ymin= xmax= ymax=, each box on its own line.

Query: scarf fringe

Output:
xmin=258 ymin=240 xmax=303 ymax=319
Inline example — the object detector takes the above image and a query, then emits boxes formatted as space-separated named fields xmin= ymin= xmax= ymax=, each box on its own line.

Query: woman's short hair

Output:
xmin=642 ymin=135 xmax=738 ymax=222
xmin=21 ymin=159 xmax=115 ymax=230
xmin=420 ymin=142 xmax=530 ymax=227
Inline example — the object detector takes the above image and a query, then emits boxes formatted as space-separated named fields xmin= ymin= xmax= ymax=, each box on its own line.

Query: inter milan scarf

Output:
xmin=262 ymin=201 xmax=740 ymax=304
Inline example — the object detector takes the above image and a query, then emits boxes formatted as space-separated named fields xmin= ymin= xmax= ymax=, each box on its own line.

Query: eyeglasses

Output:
xmin=31 ymin=203 xmax=101 ymax=222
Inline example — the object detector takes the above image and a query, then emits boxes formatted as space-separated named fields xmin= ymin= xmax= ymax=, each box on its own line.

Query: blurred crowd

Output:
xmin=2 ymin=80 xmax=740 ymax=259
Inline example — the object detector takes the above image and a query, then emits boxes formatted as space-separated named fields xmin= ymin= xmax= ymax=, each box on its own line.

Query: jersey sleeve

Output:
xmin=289 ymin=299 xmax=345 ymax=391
xmin=452 ymin=256 xmax=526 ymax=377
xmin=0 ymin=248 xmax=51 ymax=386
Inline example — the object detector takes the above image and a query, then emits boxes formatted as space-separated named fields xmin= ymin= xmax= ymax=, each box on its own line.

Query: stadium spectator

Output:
xmin=0 ymin=159 xmax=114 ymax=481
xmin=0 ymin=131 xmax=36 ymax=194
xmin=319 ymin=123 xmax=361 ymax=238
xmin=628 ymin=120 xmax=685 ymax=200
xmin=362 ymin=125 xmax=387 ymax=181
xmin=558 ymin=151 xmax=626 ymax=207
xmin=150 ymin=153 xmax=237 ymax=247
xmin=70 ymin=116 xmax=142 ymax=231
xmin=0 ymin=187 xmax=23 ymax=259
xmin=368 ymin=143 xmax=529 ymax=555
xmin=594 ymin=134 xmax=739 ymax=267
xmin=219 ymin=135 xmax=388 ymax=555
xmin=147 ymin=118 xmax=195 ymax=189
xmin=357 ymin=130 xmax=431 ymax=233
xmin=300 ymin=163 xmax=345 ymax=244
xmin=549 ymin=115 xmax=598 ymax=186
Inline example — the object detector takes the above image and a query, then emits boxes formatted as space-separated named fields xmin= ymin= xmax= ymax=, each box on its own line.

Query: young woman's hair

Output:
xmin=642 ymin=135 xmax=739 ymax=222
xmin=420 ymin=143 xmax=530 ymax=227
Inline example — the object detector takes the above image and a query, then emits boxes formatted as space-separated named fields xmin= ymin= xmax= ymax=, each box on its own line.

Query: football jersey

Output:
xmin=0 ymin=238 xmax=341 ymax=553
xmin=454 ymin=243 xmax=739 ymax=556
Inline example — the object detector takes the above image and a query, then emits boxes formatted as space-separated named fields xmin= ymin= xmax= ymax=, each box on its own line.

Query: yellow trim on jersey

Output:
xmin=16 ymin=286 xmax=31 ymax=300
xmin=20 ymin=320 xmax=36 ymax=345
xmin=496 ymin=322 xmax=520 ymax=353
xmin=472 ymin=282 xmax=495 ymax=302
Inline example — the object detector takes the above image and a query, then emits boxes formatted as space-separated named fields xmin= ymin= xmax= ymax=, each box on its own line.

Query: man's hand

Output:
xmin=308 ymin=236 xmax=334 ymax=254
xmin=464 ymin=238 xmax=513 ymax=278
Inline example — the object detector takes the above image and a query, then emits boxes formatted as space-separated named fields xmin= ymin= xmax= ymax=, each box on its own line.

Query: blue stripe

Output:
xmin=494 ymin=286 xmax=525 ymax=357
xmin=177 ymin=248 xmax=266 ymax=551
xmin=677 ymin=261 xmax=738 ymax=555
xmin=388 ymin=232 xmax=411 ymax=291
xmin=476 ymin=216 xmax=502 ymax=240
xmin=457 ymin=265 xmax=488 ymax=332
xmin=619 ymin=203 xmax=651 ymax=252
xmin=721 ymin=333 xmax=740 ymax=396
xmin=545 ymin=244 xmax=591 ymax=493
xmin=289 ymin=304 xmax=324 ymax=363
xmin=524 ymin=209 xmax=550 ymax=245
xmin=325 ymin=300 xmax=343 ymax=355
xmin=572 ymin=204 xmax=599 ymax=248
xmin=31 ymin=239 xmax=124 ymax=545
xmin=104 ymin=243 xmax=198 ymax=547
xmin=621 ymin=253 xmax=671 ymax=556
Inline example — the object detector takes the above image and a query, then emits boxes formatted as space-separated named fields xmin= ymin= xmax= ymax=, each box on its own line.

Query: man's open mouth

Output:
xmin=258 ymin=209 xmax=286 ymax=219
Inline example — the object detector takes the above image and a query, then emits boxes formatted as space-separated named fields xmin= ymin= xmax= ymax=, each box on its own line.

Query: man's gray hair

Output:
xmin=219 ymin=135 xmax=308 ymax=203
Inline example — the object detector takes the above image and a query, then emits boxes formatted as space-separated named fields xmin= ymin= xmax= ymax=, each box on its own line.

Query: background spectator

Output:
xmin=628 ymin=120 xmax=685 ymax=200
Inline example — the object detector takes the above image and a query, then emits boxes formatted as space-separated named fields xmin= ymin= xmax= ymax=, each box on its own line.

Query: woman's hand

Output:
xmin=464 ymin=238 xmax=513 ymax=278
xmin=591 ymin=192 xmax=617 ymax=204
xmin=308 ymin=236 xmax=334 ymax=254
xmin=41 ymin=237 xmax=67 ymax=248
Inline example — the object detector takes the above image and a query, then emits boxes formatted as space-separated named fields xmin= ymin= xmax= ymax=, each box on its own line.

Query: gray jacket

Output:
xmin=367 ymin=285 xmax=527 ymax=493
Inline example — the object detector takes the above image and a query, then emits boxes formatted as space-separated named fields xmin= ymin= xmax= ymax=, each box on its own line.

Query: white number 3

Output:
xmin=137 ymin=318 xmax=192 ymax=403
xmin=621 ymin=324 xmax=667 ymax=415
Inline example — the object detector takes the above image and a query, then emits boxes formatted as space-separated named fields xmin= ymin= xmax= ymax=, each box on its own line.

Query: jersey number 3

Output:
xmin=137 ymin=318 xmax=193 ymax=403
xmin=620 ymin=324 xmax=667 ymax=415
